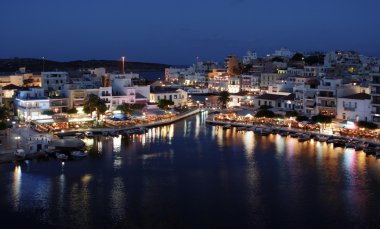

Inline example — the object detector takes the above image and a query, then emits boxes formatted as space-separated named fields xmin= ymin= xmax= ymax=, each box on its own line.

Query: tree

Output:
xmin=0 ymin=107 xmax=8 ymax=120
xmin=296 ymin=116 xmax=309 ymax=122
xmin=66 ymin=108 xmax=78 ymax=115
xmin=217 ymin=91 xmax=231 ymax=109
xmin=117 ymin=103 xmax=132 ymax=115
xmin=83 ymin=94 xmax=107 ymax=120
xmin=255 ymin=109 xmax=275 ymax=118
xmin=117 ymin=103 xmax=146 ymax=115
xmin=285 ymin=110 xmax=298 ymax=118
xmin=305 ymin=54 xmax=325 ymax=66
xmin=158 ymin=100 xmax=174 ymax=110
xmin=260 ymin=105 xmax=272 ymax=110
xmin=42 ymin=110 xmax=54 ymax=115
xmin=291 ymin=53 xmax=305 ymax=62
xmin=272 ymin=57 xmax=284 ymax=62
xmin=312 ymin=114 xmax=332 ymax=124
xmin=358 ymin=121 xmax=378 ymax=130
xmin=0 ymin=121 xmax=7 ymax=130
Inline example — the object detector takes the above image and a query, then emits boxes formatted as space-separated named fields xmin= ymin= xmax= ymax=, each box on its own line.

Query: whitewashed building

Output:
xmin=150 ymin=88 xmax=188 ymax=107
xmin=336 ymin=93 xmax=371 ymax=122
xmin=15 ymin=88 xmax=50 ymax=121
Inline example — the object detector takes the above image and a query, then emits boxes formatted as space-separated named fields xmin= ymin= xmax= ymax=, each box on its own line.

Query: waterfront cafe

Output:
xmin=104 ymin=109 xmax=176 ymax=127
xmin=31 ymin=116 xmax=95 ymax=132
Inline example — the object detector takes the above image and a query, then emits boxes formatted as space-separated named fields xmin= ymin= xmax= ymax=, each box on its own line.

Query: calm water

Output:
xmin=1 ymin=113 xmax=380 ymax=228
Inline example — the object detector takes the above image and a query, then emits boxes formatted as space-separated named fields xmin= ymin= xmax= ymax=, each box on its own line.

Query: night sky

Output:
xmin=1 ymin=0 xmax=379 ymax=64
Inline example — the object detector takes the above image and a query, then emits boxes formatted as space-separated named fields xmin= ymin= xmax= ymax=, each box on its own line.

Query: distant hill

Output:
xmin=0 ymin=58 xmax=169 ymax=73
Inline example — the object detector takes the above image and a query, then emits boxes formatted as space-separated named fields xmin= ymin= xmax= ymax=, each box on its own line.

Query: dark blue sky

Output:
xmin=1 ymin=0 xmax=379 ymax=64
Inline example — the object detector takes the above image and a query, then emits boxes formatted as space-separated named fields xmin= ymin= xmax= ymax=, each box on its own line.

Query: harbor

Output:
xmin=0 ymin=108 xmax=203 ymax=164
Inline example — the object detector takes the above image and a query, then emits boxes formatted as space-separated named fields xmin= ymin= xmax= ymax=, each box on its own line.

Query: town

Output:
xmin=1 ymin=48 xmax=380 ymax=160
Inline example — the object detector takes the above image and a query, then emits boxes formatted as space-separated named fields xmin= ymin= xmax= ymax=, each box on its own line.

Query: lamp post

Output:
xmin=15 ymin=136 xmax=20 ymax=148
xmin=121 ymin=56 xmax=125 ymax=74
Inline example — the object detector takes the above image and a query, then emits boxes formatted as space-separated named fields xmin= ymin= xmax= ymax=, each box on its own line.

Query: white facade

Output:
xmin=241 ymin=75 xmax=260 ymax=92
xmin=242 ymin=50 xmax=258 ymax=64
xmin=228 ymin=77 xmax=240 ymax=93
xmin=15 ymin=88 xmax=50 ymax=121
xmin=274 ymin=48 xmax=293 ymax=58
xmin=42 ymin=72 xmax=68 ymax=95
xmin=337 ymin=94 xmax=371 ymax=122
xmin=150 ymin=89 xmax=188 ymax=107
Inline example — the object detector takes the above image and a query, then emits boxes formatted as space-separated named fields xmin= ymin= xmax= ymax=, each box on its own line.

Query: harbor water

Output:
xmin=1 ymin=112 xmax=380 ymax=228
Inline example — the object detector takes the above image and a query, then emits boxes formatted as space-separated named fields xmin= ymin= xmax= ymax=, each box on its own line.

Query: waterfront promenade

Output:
xmin=0 ymin=108 xmax=203 ymax=163
xmin=206 ymin=114 xmax=380 ymax=146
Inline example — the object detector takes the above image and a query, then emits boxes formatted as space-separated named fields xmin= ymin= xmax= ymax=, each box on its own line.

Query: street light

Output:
xmin=15 ymin=136 xmax=20 ymax=148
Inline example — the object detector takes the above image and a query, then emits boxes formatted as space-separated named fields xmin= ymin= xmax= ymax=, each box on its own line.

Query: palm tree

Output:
xmin=217 ymin=91 xmax=231 ymax=109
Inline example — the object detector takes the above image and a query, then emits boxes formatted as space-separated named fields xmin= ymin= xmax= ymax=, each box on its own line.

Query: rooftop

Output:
xmin=255 ymin=93 xmax=286 ymax=100
xmin=341 ymin=93 xmax=371 ymax=100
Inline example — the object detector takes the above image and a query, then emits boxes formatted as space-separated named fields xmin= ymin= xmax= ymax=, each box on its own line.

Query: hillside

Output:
xmin=0 ymin=58 xmax=169 ymax=73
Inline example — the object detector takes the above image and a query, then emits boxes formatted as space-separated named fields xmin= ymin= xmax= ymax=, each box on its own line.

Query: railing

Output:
xmin=317 ymin=103 xmax=336 ymax=108
xmin=343 ymin=106 xmax=356 ymax=111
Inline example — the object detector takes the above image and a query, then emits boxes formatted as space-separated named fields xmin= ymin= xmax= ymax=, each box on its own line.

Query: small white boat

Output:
xmin=109 ymin=131 xmax=119 ymax=137
xmin=14 ymin=149 xmax=26 ymax=158
xmin=70 ymin=151 xmax=87 ymax=158
xmin=56 ymin=153 xmax=68 ymax=160
xmin=102 ymin=131 xmax=109 ymax=137
xmin=318 ymin=136 xmax=329 ymax=142
xmin=85 ymin=131 xmax=94 ymax=138
xmin=376 ymin=147 xmax=380 ymax=157
xmin=223 ymin=125 xmax=231 ymax=130
xmin=279 ymin=131 xmax=289 ymax=137
xmin=236 ymin=126 xmax=247 ymax=131
xmin=75 ymin=132 xmax=84 ymax=139
xmin=345 ymin=141 xmax=355 ymax=148
xmin=298 ymin=134 xmax=311 ymax=142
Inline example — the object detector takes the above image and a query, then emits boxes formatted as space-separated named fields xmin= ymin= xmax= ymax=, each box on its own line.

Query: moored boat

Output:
xmin=298 ymin=134 xmax=311 ymax=142
xmin=56 ymin=153 xmax=68 ymax=160
xmin=333 ymin=139 xmax=346 ymax=148
xmin=290 ymin=133 xmax=299 ymax=138
xmin=14 ymin=149 xmax=26 ymax=159
xmin=223 ymin=125 xmax=231 ymax=130
xmin=318 ymin=136 xmax=329 ymax=142
xmin=109 ymin=131 xmax=119 ymax=137
xmin=85 ymin=131 xmax=94 ymax=138
xmin=376 ymin=147 xmax=380 ymax=157
xmin=236 ymin=126 xmax=247 ymax=131
xmin=279 ymin=131 xmax=289 ymax=137
xmin=70 ymin=151 xmax=87 ymax=158
xmin=102 ymin=131 xmax=109 ymax=137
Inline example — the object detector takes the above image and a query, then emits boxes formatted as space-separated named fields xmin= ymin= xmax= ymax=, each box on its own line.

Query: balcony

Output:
xmin=317 ymin=92 xmax=335 ymax=98
xmin=371 ymin=89 xmax=380 ymax=95
xmin=317 ymin=103 xmax=336 ymax=108
xmin=343 ymin=106 xmax=356 ymax=111
xmin=50 ymin=102 xmax=68 ymax=107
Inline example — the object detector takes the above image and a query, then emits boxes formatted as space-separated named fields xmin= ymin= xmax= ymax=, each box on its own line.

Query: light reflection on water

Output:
xmin=2 ymin=113 xmax=380 ymax=228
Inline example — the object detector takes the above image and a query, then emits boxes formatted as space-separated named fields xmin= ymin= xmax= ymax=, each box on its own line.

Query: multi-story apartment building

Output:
xmin=149 ymin=88 xmax=188 ymax=107
xmin=41 ymin=72 xmax=68 ymax=96
xmin=15 ymin=88 xmax=50 ymax=121
xmin=336 ymin=93 xmax=371 ymax=122
xmin=371 ymin=73 xmax=380 ymax=123
xmin=228 ymin=77 xmax=240 ymax=93
xmin=241 ymin=74 xmax=260 ymax=92
xmin=260 ymin=73 xmax=283 ymax=88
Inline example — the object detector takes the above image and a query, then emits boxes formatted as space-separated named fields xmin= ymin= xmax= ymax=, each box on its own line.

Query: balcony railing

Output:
xmin=317 ymin=103 xmax=336 ymax=108
xmin=343 ymin=106 xmax=356 ymax=111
